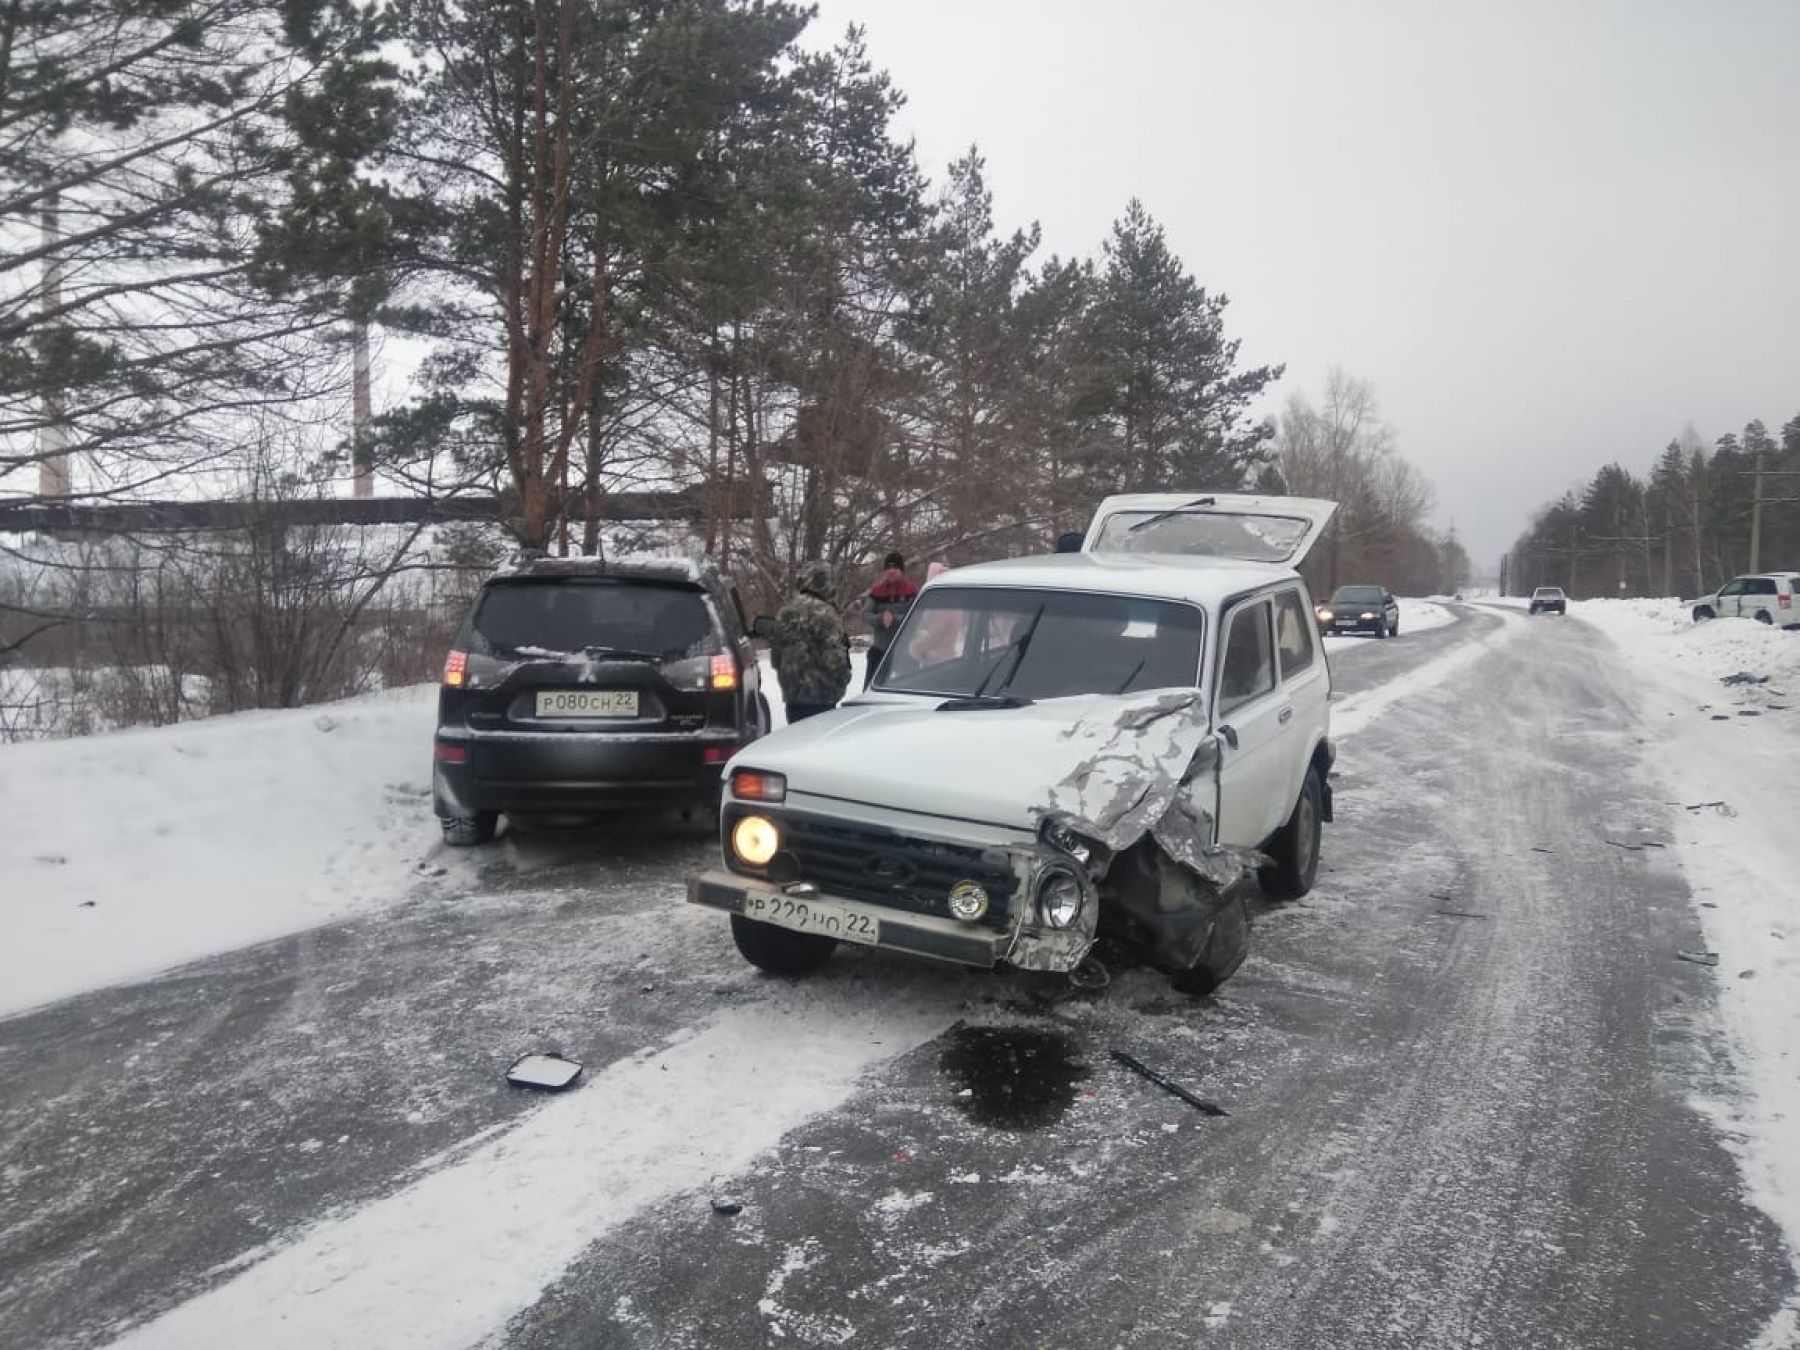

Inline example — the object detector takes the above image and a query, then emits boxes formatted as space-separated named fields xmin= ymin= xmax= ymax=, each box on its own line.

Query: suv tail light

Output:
xmin=710 ymin=653 xmax=739 ymax=689
xmin=443 ymin=651 xmax=469 ymax=687
xmin=1781 ymin=593 xmax=1791 ymax=610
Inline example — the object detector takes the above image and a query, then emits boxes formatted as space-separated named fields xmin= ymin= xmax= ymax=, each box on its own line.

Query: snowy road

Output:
xmin=2 ymin=604 xmax=1795 ymax=1348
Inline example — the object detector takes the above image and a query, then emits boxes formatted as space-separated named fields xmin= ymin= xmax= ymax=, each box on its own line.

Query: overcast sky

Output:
xmin=807 ymin=0 xmax=1800 ymax=570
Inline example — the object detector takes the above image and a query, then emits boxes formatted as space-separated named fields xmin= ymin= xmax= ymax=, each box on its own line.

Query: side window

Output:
xmin=1719 ymin=580 xmax=1745 ymax=596
xmin=1747 ymin=578 xmax=1777 ymax=595
xmin=1217 ymin=601 xmax=1276 ymax=715
xmin=1273 ymin=590 xmax=1316 ymax=680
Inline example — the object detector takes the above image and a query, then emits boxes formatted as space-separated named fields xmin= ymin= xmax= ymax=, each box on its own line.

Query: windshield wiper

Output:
xmin=970 ymin=603 xmax=1046 ymax=700
xmin=582 ymin=645 xmax=662 ymax=663
xmin=936 ymin=694 xmax=1034 ymax=712
xmin=1125 ymin=495 xmax=1215 ymax=534
xmin=1111 ymin=658 xmax=1146 ymax=694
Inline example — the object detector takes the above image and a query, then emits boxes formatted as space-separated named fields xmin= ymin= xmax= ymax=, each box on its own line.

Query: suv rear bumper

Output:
xmin=434 ymin=731 xmax=739 ymax=816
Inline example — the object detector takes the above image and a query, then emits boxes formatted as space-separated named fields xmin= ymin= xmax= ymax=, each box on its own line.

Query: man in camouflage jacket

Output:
xmin=771 ymin=561 xmax=851 ymax=721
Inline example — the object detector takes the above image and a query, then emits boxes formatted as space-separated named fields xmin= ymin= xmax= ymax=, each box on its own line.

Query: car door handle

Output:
xmin=1278 ymin=707 xmax=1293 ymax=725
xmin=1217 ymin=724 xmax=1238 ymax=750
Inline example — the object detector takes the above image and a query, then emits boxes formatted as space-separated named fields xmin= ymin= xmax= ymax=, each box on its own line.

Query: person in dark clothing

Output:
xmin=860 ymin=550 xmax=919 ymax=689
xmin=770 ymin=561 xmax=851 ymax=722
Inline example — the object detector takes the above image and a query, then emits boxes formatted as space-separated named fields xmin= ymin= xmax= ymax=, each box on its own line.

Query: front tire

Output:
xmin=1167 ymin=887 xmax=1251 ymax=998
xmin=730 ymin=915 xmax=837 ymax=976
xmin=1693 ymin=606 xmax=1715 ymax=622
xmin=440 ymin=811 xmax=498 ymax=847
xmin=1260 ymin=768 xmax=1323 ymax=901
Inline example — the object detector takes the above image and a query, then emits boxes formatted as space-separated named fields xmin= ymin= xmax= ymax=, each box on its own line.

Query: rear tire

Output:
xmin=440 ymin=811 xmax=498 ymax=847
xmin=1260 ymin=768 xmax=1323 ymax=901
xmin=730 ymin=914 xmax=837 ymax=976
xmin=1755 ymin=610 xmax=1774 ymax=625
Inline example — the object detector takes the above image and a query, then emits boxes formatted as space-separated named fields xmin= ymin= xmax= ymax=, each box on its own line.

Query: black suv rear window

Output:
xmin=471 ymin=580 xmax=715 ymax=658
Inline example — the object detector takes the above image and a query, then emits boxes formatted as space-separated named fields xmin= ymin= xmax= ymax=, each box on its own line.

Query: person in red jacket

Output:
xmin=860 ymin=551 xmax=920 ymax=688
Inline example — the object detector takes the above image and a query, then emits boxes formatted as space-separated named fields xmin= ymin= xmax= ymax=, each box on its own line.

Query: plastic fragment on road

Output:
xmin=1675 ymin=951 xmax=1720 ymax=968
xmin=505 ymin=1052 xmax=583 ymax=1091
xmin=1110 ymin=1049 xmax=1228 ymax=1117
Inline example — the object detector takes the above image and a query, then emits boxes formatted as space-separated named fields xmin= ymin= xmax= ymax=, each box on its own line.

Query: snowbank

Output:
xmin=0 ymin=687 xmax=440 ymax=1019
xmin=1575 ymin=598 xmax=1800 ymax=1293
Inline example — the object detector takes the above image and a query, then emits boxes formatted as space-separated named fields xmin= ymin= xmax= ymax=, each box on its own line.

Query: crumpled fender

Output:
xmin=1030 ymin=688 xmax=1263 ymax=974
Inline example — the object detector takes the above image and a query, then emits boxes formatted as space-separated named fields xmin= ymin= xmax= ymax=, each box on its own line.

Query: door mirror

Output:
xmin=751 ymin=616 xmax=778 ymax=641
xmin=1054 ymin=532 xmax=1085 ymax=554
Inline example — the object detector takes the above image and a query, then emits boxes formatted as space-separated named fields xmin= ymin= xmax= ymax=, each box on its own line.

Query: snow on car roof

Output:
xmin=926 ymin=552 xmax=1298 ymax=605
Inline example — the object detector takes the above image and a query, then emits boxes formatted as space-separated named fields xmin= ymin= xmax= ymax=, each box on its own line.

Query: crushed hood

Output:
xmin=735 ymin=694 xmax=1162 ymax=830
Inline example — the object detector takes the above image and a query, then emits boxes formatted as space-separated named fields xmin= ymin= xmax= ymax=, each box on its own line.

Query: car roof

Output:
xmin=487 ymin=552 xmax=718 ymax=589
xmin=924 ymin=552 xmax=1302 ymax=605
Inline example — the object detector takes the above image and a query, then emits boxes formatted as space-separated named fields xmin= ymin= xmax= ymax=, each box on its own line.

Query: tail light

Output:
xmin=435 ymin=741 xmax=468 ymax=764
xmin=703 ymin=745 xmax=734 ymax=765
xmin=1781 ymin=593 xmax=1791 ymax=610
xmin=442 ymin=650 xmax=468 ymax=687
xmin=710 ymin=653 xmax=739 ymax=690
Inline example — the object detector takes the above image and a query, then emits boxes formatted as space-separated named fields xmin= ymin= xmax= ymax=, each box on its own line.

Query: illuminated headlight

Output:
xmin=1316 ymin=608 xmax=1333 ymax=621
xmin=1035 ymin=867 xmax=1084 ymax=929
xmin=1359 ymin=611 xmax=1376 ymax=620
xmin=947 ymin=881 xmax=989 ymax=923
xmin=731 ymin=814 xmax=780 ymax=867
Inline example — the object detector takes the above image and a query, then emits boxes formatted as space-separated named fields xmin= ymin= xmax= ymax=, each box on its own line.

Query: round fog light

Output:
xmin=1036 ymin=868 xmax=1084 ymax=929
xmin=731 ymin=814 xmax=780 ymax=868
xmin=947 ymin=881 xmax=989 ymax=923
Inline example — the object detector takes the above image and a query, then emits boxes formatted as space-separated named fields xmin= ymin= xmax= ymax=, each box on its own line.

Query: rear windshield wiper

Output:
xmin=581 ymin=645 xmax=662 ymax=663
xmin=1126 ymin=495 xmax=1216 ymax=534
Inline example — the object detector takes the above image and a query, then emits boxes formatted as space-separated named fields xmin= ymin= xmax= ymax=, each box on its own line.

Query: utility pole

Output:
xmin=351 ymin=316 xmax=374 ymax=500
xmin=38 ymin=190 xmax=72 ymax=501
xmin=1749 ymin=450 xmax=1763 ymax=573
xmin=1739 ymin=463 xmax=1800 ymax=575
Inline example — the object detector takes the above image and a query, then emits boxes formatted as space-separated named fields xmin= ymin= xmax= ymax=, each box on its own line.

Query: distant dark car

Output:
xmin=1316 ymin=584 xmax=1400 ymax=638
xmin=432 ymin=555 xmax=769 ymax=845
xmin=1529 ymin=586 xmax=1567 ymax=615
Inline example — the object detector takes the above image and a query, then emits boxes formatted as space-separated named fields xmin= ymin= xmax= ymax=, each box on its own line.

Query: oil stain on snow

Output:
xmin=937 ymin=1024 xmax=1091 ymax=1131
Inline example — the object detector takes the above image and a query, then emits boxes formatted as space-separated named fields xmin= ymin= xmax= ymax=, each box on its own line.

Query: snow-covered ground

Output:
xmin=1576 ymin=598 xmax=1800 ymax=1304
xmin=0 ymin=687 xmax=441 ymax=1019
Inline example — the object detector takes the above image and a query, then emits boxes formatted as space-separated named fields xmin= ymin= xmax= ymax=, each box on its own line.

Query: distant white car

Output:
xmin=689 ymin=493 xmax=1340 ymax=997
xmin=1690 ymin=573 xmax=1800 ymax=628
xmin=1529 ymin=586 xmax=1567 ymax=616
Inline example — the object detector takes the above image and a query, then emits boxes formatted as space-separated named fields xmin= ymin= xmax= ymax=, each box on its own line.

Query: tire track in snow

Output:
xmin=103 ymin=990 xmax=956 ymax=1350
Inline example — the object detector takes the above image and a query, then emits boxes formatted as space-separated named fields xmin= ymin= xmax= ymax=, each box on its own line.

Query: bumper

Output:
xmin=689 ymin=869 xmax=1091 ymax=971
xmin=434 ymin=732 xmax=738 ymax=816
xmin=1324 ymin=620 xmax=1384 ymax=634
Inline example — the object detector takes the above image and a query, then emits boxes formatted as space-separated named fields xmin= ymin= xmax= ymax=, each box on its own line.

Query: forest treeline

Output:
xmin=2 ymin=0 xmax=1476 ymax=605
xmin=1507 ymin=416 xmax=1800 ymax=599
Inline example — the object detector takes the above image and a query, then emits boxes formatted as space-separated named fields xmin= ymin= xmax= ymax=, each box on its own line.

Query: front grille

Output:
xmin=731 ymin=807 xmax=1019 ymax=930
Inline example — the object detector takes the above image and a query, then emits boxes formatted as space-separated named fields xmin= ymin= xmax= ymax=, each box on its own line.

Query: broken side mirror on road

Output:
xmin=505 ymin=1052 xmax=583 ymax=1091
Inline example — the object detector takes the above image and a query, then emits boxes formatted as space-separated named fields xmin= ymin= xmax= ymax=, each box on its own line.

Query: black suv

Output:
xmin=433 ymin=555 xmax=769 ymax=844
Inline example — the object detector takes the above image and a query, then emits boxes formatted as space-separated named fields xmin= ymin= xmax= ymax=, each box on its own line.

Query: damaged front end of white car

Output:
xmin=686 ymin=688 xmax=1264 ymax=996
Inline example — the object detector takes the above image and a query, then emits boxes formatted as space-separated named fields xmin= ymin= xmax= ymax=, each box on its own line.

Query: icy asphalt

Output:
xmin=1 ymin=606 xmax=1795 ymax=1349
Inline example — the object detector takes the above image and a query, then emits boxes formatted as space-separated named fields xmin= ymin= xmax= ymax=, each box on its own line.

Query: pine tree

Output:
xmin=1084 ymin=199 xmax=1279 ymax=493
